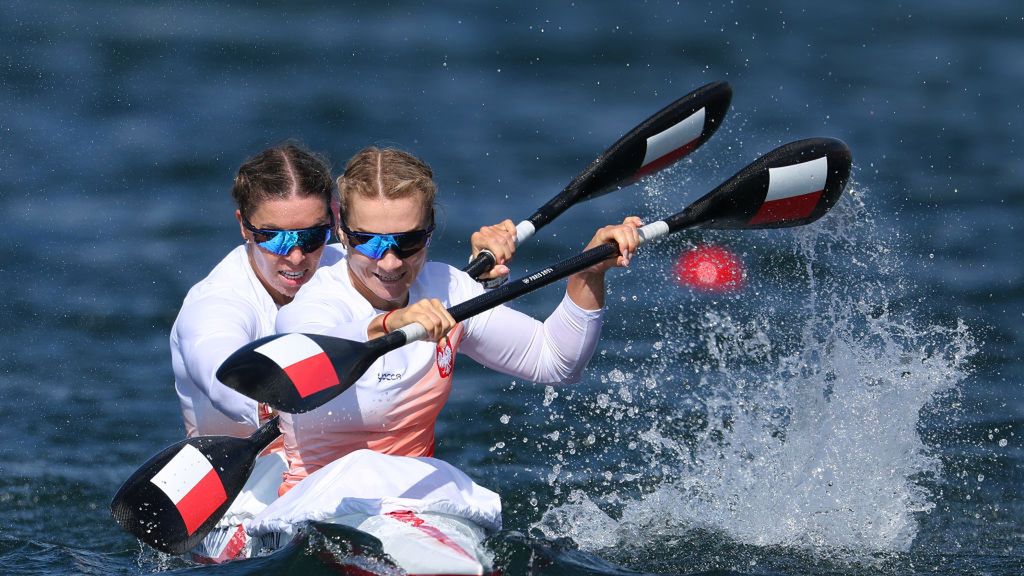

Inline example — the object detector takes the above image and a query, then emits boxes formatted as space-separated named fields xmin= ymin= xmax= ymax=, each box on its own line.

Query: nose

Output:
xmin=377 ymin=250 xmax=403 ymax=271
xmin=284 ymin=246 xmax=306 ymax=264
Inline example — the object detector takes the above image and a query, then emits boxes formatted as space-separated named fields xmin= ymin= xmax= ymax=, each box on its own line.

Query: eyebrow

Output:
xmin=342 ymin=211 xmax=434 ymax=234
xmin=347 ymin=226 xmax=427 ymax=235
xmin=251 ymin=217 xmax=332 ymax=230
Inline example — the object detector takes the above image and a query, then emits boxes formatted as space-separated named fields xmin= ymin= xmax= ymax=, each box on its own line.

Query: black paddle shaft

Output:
xmin=455 ymin=243 xmax=621 ymax=323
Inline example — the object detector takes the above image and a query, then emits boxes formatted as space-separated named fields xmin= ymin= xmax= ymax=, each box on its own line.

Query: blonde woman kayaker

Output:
xmin=275 ymin=146 xmax=641 ymax=494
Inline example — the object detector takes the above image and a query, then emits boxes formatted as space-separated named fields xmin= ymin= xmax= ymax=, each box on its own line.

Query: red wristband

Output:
xmin=382 ymin=309 xmax=396 ymax=334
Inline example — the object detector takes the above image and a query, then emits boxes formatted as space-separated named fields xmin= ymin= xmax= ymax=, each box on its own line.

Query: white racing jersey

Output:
xmin=275 ymin=259 xmax=604 ymax=492
xmin=171 ymin=244 xmax=345 ymax=437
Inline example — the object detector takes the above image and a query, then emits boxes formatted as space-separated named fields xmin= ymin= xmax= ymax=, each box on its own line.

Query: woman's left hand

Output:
xmin=470 ymin=219 xmax=517 ymax=281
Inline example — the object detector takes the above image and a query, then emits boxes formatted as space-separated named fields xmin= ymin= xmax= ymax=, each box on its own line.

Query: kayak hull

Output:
xmin=193 ymin=511 xmax=493 ymax=575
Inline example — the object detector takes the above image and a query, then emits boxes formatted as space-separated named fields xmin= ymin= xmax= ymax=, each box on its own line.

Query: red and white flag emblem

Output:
xmin=436 ymin=338 xmax=454 ymax=378
xmin=254 ymin=334 xmax=340 ymax=398
xmin=637 ymin=107 xmax=705 ymax=177
xmin=150 ymin=444 xmax=227 ymax=535
xmin=750 ymin=156 xmax=827 ymax=225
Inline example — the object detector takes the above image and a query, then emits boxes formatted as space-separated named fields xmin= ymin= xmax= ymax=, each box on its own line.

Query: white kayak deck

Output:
xmin=192 ymin=449 xmax=500 ymax=575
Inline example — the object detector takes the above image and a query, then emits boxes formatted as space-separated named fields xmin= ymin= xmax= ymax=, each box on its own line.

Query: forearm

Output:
xmin=566 ymin=270 xmax=607 ymax=311
xmin=462 ymin=294 xmax=604 ymax=383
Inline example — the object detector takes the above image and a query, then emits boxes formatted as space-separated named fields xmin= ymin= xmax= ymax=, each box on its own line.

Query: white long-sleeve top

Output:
xmin=273 ymin=259 xmax=604 ymax=492
xmin=171 ymin=244 xmax=346 ymax=437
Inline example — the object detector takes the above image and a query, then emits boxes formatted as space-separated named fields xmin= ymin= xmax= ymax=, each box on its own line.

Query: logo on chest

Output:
xmin=436 ymin=338 xmax=455 ymax=378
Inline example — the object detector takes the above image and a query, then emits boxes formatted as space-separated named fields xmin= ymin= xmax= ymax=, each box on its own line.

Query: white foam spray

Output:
xmin=532 ymin=180 xmax=976 ymax=561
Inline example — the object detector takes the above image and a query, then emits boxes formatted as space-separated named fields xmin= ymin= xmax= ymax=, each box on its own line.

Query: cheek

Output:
xmin=256 ymin=252 xmax=281 ymax=274
xmin=348 ymin=254 xmax=375 ymax=277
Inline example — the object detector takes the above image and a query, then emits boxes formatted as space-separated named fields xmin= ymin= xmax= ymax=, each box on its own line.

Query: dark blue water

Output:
xmin=2 ymin=1 xmax=1021 ymax=574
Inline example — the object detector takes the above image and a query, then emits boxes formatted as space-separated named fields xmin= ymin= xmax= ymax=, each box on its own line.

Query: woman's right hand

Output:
xmin=576 ymin=216 xmax=643 ymax=277
xmin=370 ymin=298 xmax=456 ymax=342
xmin=566 ymin=216 xmax=643 ymax=311
xmin=470 ymin=219 xmax=517 ymax=282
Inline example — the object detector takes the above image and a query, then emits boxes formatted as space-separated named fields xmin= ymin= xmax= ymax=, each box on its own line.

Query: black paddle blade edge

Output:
xmin=666 ymin=138 xmax=852 ymax=232
xmin=559 ymin=81 xmax=731 ymax=203
xmin=110 ymin=424 xmax=276 ymax=554
xmin=217 ymin=332 xmax=405 ymax=413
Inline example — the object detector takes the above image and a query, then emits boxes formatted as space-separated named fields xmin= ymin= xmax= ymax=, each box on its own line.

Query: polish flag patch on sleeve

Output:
xmin=254 ymin=333 xmax=340 ymax=398
xmin=150 ymin=444 xmax=227 ymax=535
xmin=637 ymin=107 xmax=705 ymax=177
xmin=750 ymin=156 xmax=828 ymax=225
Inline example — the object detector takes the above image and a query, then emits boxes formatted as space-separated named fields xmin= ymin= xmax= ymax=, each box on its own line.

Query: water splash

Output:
xmin=533 ymin=182 xmax=976 ymax=561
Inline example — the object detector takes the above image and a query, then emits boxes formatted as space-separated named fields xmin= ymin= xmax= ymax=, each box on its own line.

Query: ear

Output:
xmin=236 ymin=210 xmax=248 ymax=242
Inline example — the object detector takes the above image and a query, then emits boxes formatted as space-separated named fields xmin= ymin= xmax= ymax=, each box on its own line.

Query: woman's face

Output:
xmin=237 ymin=195 xmax=330 ymax=305
xmin=343 ymin=195 xmax=431 ymax=310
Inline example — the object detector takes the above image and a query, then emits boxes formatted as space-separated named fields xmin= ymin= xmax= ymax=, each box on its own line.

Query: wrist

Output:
xmin=382 ymin=309 xmax=398 ymax=334
xmin=478 ymin=274 xmax=508 ymax=289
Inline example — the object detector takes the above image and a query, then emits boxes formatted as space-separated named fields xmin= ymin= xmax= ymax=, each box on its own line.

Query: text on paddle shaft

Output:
xmin=523 ymin=268 xmax=554 ymax=284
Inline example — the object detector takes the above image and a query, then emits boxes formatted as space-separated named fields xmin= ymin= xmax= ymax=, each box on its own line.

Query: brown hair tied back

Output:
xmin=337 ymin=147 xmax=436 ymax=217
xmin=232 ymin=142 xmax=334 ymax=218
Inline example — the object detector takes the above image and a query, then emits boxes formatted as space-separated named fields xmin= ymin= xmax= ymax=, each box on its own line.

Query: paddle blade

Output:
xmin=562 ymin=81 xmax=732 ymax=203
xmin=217 ymin=332 xmax=392 ymax=413
xmin=668 ymin=138 xmax=852 ymax=231
xmin=110 ymin=419 xmax=279 ymax=554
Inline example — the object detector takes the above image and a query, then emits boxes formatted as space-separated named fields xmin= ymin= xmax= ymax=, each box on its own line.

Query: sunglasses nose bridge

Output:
xmin=283 ymin=244 xmax=308 ymax=261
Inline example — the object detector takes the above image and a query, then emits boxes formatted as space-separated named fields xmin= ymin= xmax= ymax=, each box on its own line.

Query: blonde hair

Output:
xmin=337 ymin=147 xmax=436 ymax=219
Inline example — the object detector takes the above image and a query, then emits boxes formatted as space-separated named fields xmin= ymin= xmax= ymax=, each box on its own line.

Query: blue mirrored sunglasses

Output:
xmin=242 ymin=214 xmax=333 ymax=256
xmin=339 ymin=216 xmax=434 ymax=260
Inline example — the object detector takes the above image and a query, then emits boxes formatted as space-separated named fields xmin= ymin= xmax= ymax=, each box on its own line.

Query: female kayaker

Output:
xmin=171 ymin=143 xmax=515 ymax=438
xmin=170 ymin=143 xmax=342 ymax=438
xmin=275 ymin=146 xmax=640 ymax=494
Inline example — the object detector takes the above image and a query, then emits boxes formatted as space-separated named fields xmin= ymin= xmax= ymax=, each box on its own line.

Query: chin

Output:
xmin=375 ymin=288 xmax=404 ymax=304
